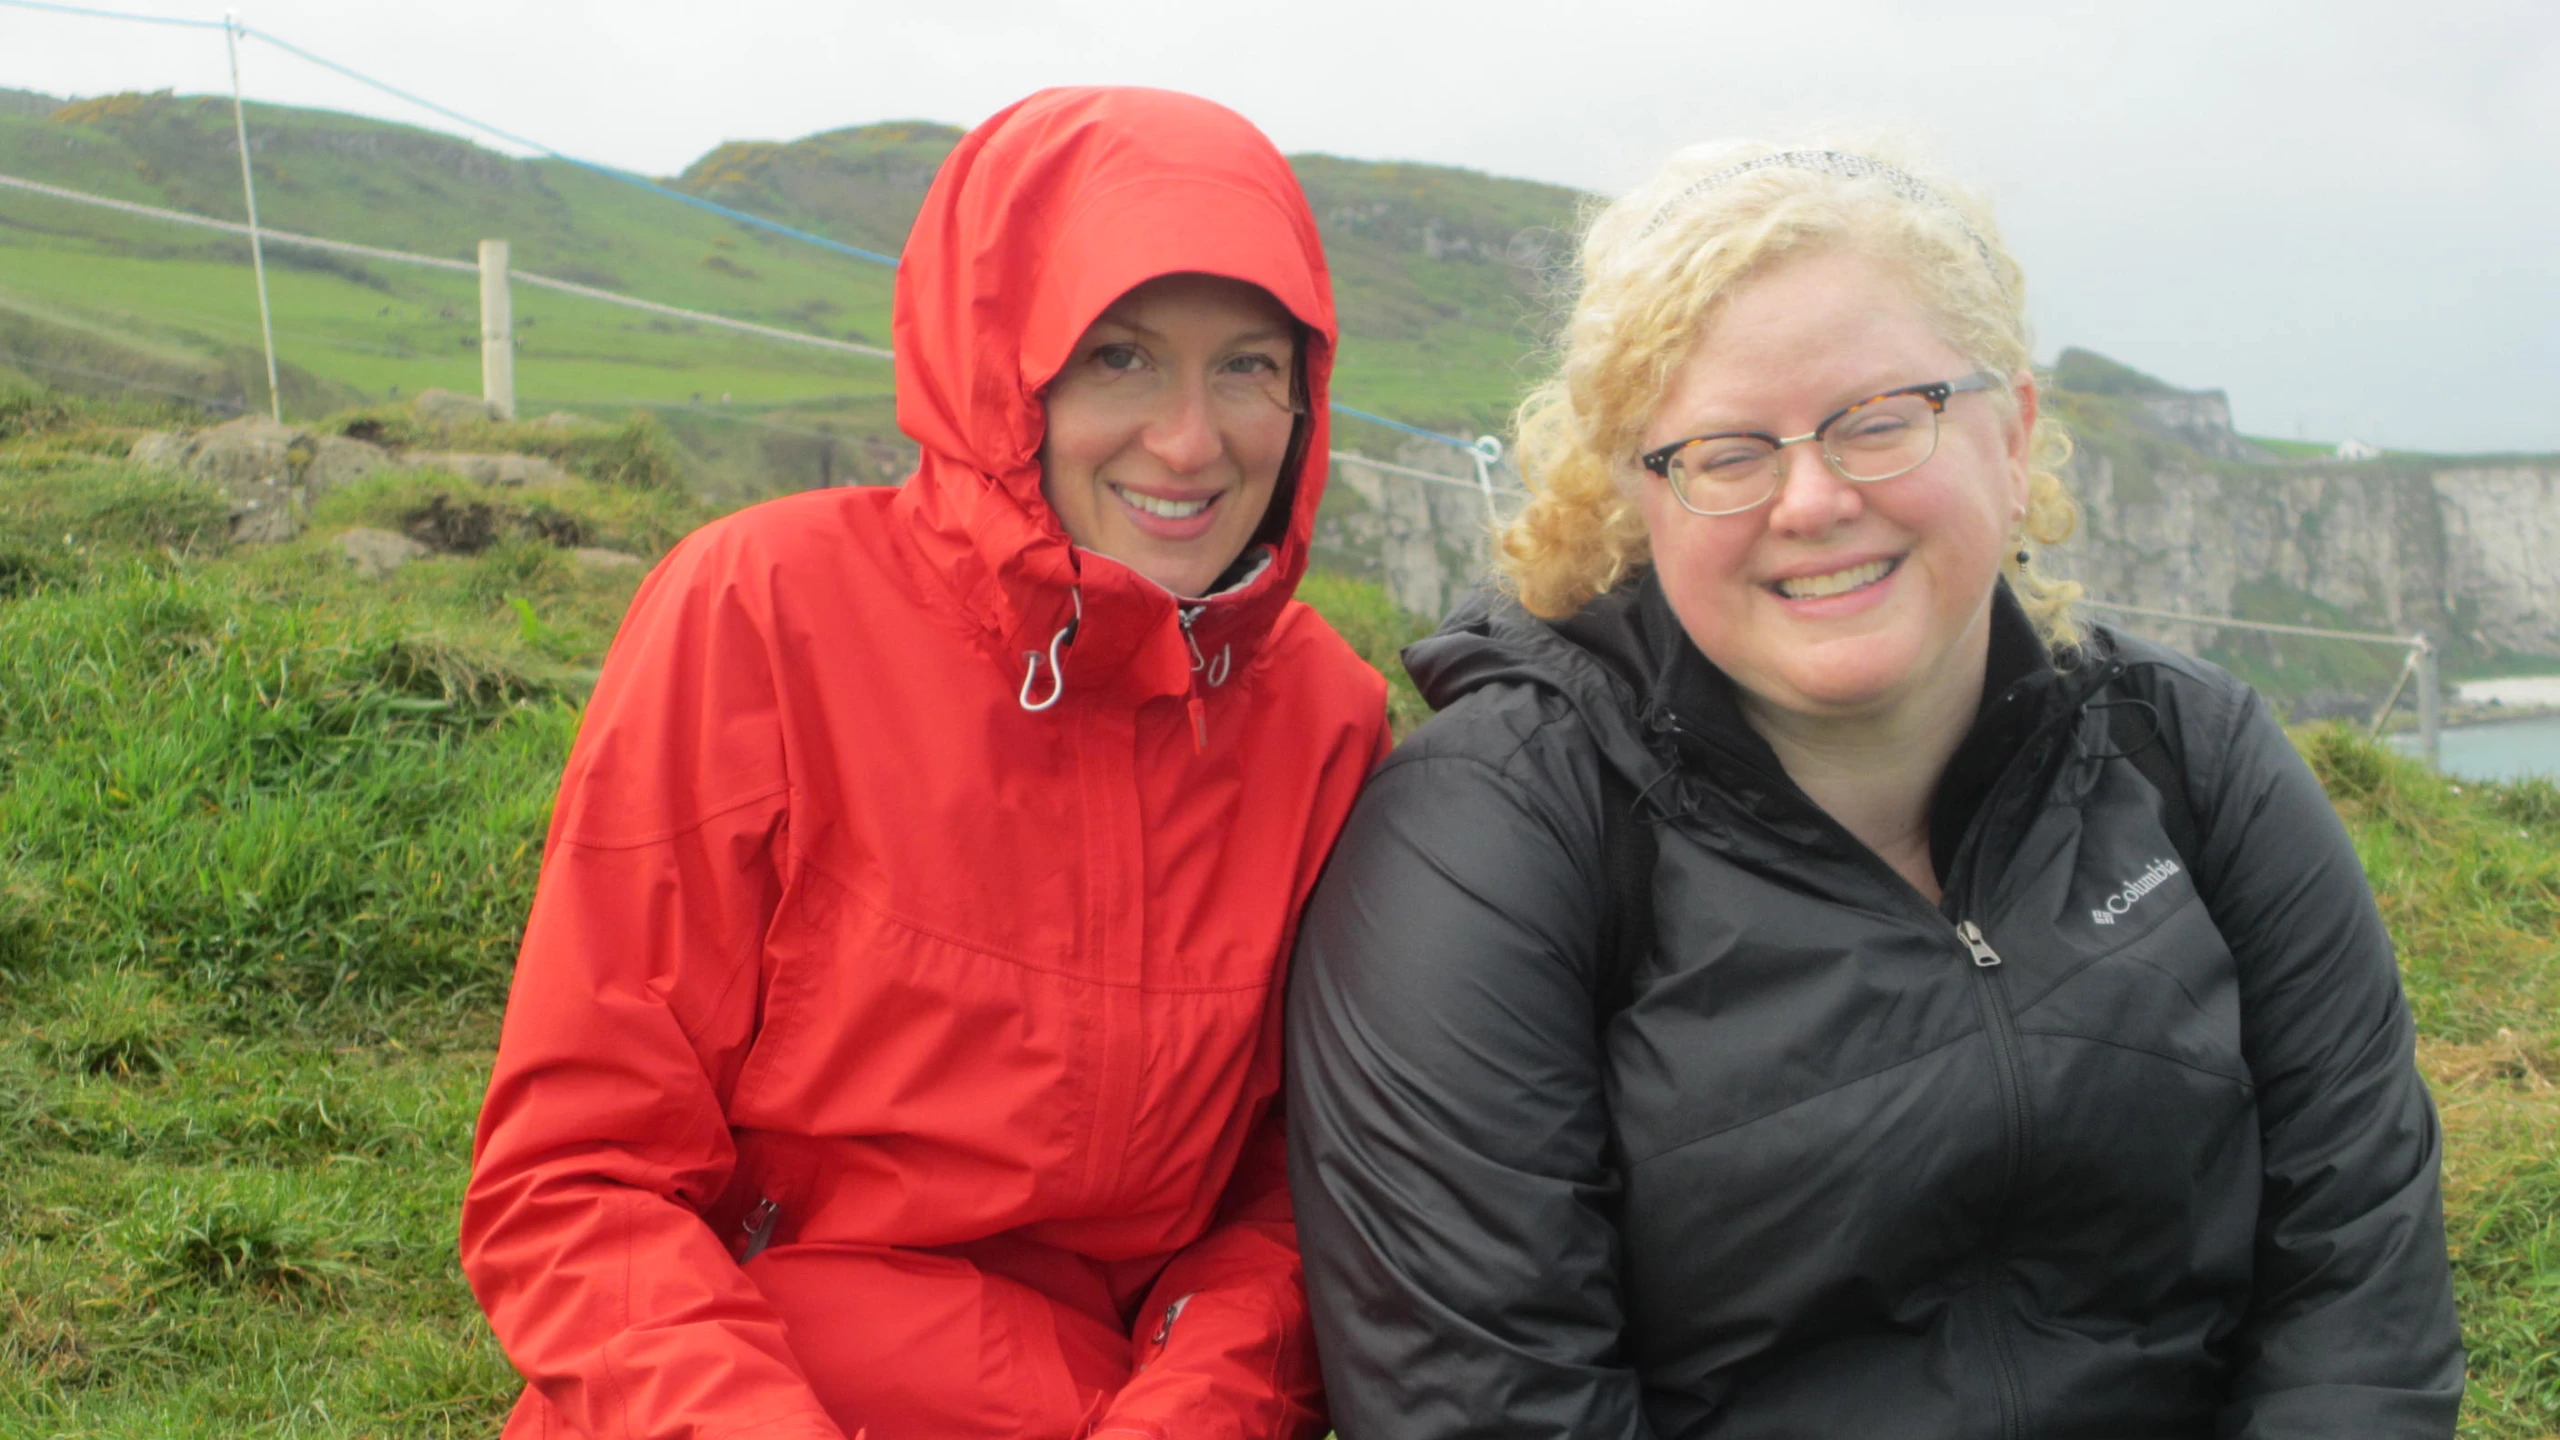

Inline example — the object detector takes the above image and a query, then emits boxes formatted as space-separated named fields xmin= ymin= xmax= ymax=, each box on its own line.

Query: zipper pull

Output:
xmin=1178 ymin=606 xmax=1212 ymax=752
xmin=1178 ymin=606 xmax=1213 ymax=751
xmin=1957 ymin=920 xmax=2002 ymax=968
xmin=740 ymin=1197 xmax=781 ymax=1261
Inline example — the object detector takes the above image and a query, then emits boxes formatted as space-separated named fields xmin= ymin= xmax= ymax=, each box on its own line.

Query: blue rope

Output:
xmin=0 ymin=0 xmax=900 ymax=266
xmin=0 ymin=0 xmax=223 ymax=27
xmin=1331 ymin=403 xmax=1478 ymax=452
xmin=235 ymin=27 xmax=902 ymax=268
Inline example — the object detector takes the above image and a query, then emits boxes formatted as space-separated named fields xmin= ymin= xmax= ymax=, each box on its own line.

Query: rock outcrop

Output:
xmin=128 ymin=415 xmax=389 ymax=543
xmin=2041 ymin=392 xmax=2560 ymax=664
xmin=128 ymin=395 xmax=571 ymax=543
xmin=337 ymin=527 xmax=428 ymax=578
xmin=398 ymin=452 xmax=570 ymax=488
xmin=1313 ymin=440 xmax=1505 ymax=622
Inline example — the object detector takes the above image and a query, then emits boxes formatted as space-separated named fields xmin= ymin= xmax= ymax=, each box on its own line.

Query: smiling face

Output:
xmin=1039 ymin=273 xmax=1302 ymax=598
xmin=1638 ymin=247 xmax=2035 ymax=731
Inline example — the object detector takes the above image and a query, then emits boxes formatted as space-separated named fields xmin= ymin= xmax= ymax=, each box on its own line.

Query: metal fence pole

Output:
xmin=1469 ymin=435 xmax=1505 ymax=522
xmin=2415 ymin=638 xmax=2441 ymax=770
xmin=479 ymin=239 xmax=514 ymax=421
xmin=224 ymin=13 xmax=282 ymax=422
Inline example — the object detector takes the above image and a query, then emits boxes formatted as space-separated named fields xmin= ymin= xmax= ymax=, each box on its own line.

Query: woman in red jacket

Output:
xmin=460 ymin=87 xmax=1388 ymax=1440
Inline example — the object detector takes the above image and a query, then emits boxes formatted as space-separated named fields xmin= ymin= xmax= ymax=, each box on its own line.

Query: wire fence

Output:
xmin=0 ymin=0 xmax=1521 ymax=507
xmin=0 ymin=170 xmax=896 ymax=359
xmin=2076 ymin=598 xmax=2441 ymax=762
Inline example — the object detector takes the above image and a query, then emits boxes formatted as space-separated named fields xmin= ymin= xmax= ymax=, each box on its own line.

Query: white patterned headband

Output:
xmin=1642 ymin=150 xmax=1997 ymax=271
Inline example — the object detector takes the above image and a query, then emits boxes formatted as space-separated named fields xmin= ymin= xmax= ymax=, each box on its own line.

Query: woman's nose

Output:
xmin=1141 ymin=378 xmax=1224 ymax=474
xmin=1762 ymin=441 xmax=1863 ymax=535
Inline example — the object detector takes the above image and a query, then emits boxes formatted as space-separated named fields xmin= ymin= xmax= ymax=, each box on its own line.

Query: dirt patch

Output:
xmin=2421 ymin=1031 xmax=2556 ymax=1094
xmin=397 ymin=494 xmax=592 ymax=554
xmin=400 ymin=494 xmax=500 ymax=554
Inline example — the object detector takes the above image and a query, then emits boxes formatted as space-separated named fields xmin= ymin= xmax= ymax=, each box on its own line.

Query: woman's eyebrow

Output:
xmin=1085 ymin=316 xmax=1294 ymax=347
xmin=1663 ymin=380 xmax=1914 ymax=436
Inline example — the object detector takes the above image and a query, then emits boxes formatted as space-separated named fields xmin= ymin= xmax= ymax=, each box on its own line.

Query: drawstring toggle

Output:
xmin=1018 ymin=587 xmax=1083 ymax=713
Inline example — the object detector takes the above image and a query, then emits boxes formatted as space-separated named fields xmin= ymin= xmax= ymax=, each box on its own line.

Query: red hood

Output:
xmin=889 ymin=86 xmax=1338 ymax=695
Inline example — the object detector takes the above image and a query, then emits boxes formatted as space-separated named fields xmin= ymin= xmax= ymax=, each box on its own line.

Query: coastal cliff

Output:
xmin=2045 ymin=444 xmax=2560 ymax=663
xmin=2036 ymin=351 xmax=2560 ymax=696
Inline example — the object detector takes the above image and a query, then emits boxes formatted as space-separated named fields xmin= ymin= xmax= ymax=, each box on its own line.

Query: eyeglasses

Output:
xmin=1639 ymin=372 xmax=2000 ymax=517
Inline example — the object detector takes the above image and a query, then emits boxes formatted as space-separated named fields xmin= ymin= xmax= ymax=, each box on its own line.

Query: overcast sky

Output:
xmin=5 ymin=0 xmax=2554 ymax=453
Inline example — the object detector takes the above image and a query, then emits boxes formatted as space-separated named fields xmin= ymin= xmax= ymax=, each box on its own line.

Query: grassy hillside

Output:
xmin=0 ymin=91 xmax=1575 ymax=454
xmin=0 ymin=95 xmax=896 ymax=457
xmin=0 ymin=388 xmax=2553 ymax=1434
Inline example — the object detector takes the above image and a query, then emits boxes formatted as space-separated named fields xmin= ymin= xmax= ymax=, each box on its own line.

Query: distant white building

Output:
xmin=2335 ymin=437 xmax=2381 ymax=460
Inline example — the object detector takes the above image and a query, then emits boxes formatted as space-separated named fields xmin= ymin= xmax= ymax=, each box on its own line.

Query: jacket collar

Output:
xmin=1410 ymin=572 xmax=2111 ymax=875
xmin=1638 ymin=576 xmax=2104 ymax=867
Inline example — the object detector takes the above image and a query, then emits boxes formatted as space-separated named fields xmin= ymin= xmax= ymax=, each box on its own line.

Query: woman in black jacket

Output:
xmin=1284 ymin=140 xmax=2462 ymax=1439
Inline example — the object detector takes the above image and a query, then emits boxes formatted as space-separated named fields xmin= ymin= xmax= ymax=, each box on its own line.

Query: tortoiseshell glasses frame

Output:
xmin=1640 ymin=372 xmax=2001 ymax=518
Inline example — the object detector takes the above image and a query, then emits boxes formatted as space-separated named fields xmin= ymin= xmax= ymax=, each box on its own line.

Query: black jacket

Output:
xmin=1286 ymin=575 xmax=2460 ymax=1440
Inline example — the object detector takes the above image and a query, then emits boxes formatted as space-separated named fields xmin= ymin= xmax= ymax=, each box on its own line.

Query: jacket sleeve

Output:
xmin=460 ymin=534 xmax=848 ymax=1440
xmin=1285 ymin=738 xmax=1655 ymax=1440
xmin=2183 ymin=685 xmax=2464 ymax=1437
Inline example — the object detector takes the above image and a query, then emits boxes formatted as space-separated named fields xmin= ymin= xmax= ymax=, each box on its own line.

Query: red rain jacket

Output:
xmin=461 ymin=88 xmax=1387 ymax=1440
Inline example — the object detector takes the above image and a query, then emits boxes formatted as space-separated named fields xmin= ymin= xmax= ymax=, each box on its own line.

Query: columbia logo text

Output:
xmin=2092 ymin=858 xmax=2182 ymax=926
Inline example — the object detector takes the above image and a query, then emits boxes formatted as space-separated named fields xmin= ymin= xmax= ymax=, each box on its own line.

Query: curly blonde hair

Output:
xmin=1497 ymin=136 xmax=2081 ymax=645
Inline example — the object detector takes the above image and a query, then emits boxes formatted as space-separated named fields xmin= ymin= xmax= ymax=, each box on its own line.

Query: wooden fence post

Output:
xmin=479 ymin=239 xmax=514 ymax=421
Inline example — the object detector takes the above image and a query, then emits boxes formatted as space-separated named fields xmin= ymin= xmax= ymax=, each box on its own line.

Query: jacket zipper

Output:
xmin=1935 ymin=692 xmax=2106 ymax=1440
xmin=1955 ymin=919 xmax=2029 ymax=1440
xmin=739 ymin=1197 xmax=780 ymax=1262
xmin=1178 ymin=605 xmax=1212 ymax=752
xmin=1655 ymin=670 xmax=2110 ymax=1439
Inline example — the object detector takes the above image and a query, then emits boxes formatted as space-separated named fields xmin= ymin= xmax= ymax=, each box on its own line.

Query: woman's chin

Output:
xmin=1737 ymin=643 xmax=1933 ymax=723
xmin=1128 ymin=555 xmax=1219 ymax=599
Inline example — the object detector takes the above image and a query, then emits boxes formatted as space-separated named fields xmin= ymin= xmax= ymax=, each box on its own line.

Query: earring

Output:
xmin=2015 ymin=548 xmax=2031 ymax=567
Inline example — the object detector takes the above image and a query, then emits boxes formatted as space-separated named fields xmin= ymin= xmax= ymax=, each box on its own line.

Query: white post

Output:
xmin=479 ymin=239 xmax=514 ymax=421
xmin=225 ymin=13 xmax=282 ymax=422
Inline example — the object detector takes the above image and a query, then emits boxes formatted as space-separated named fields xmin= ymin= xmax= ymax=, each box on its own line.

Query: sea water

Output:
xmin=2419 ymin=716 xmax=2560 ymax=783
xmin=2413 ymin=677 xmax=2560 ymax=782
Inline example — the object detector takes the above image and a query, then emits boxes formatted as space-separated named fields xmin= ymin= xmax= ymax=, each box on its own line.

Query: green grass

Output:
xmin=2238 ymin=434 xmax=2343 ymax=460
xmin=1295 ymin=569 xmax=1433 ymax=736
xmin=0 ymin=397 xmax=640 ymax=1434
xmin=2301 ymin=728 xmax=2560 ymax=1436
xmin=1 ymin=389 xmax=2549 ymax=1434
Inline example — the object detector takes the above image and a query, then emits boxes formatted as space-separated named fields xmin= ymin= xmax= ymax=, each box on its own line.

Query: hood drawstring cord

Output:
xmin=1022 ymin=593 xmax=1231 ymax=729
xmin=1179 ymin=606 xmax=1234 ymax=689
xmin=1178 ymin=605 xmax=1234 ymax=753
xmin=1018 ymin=587 xmax=1082 ymax=713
